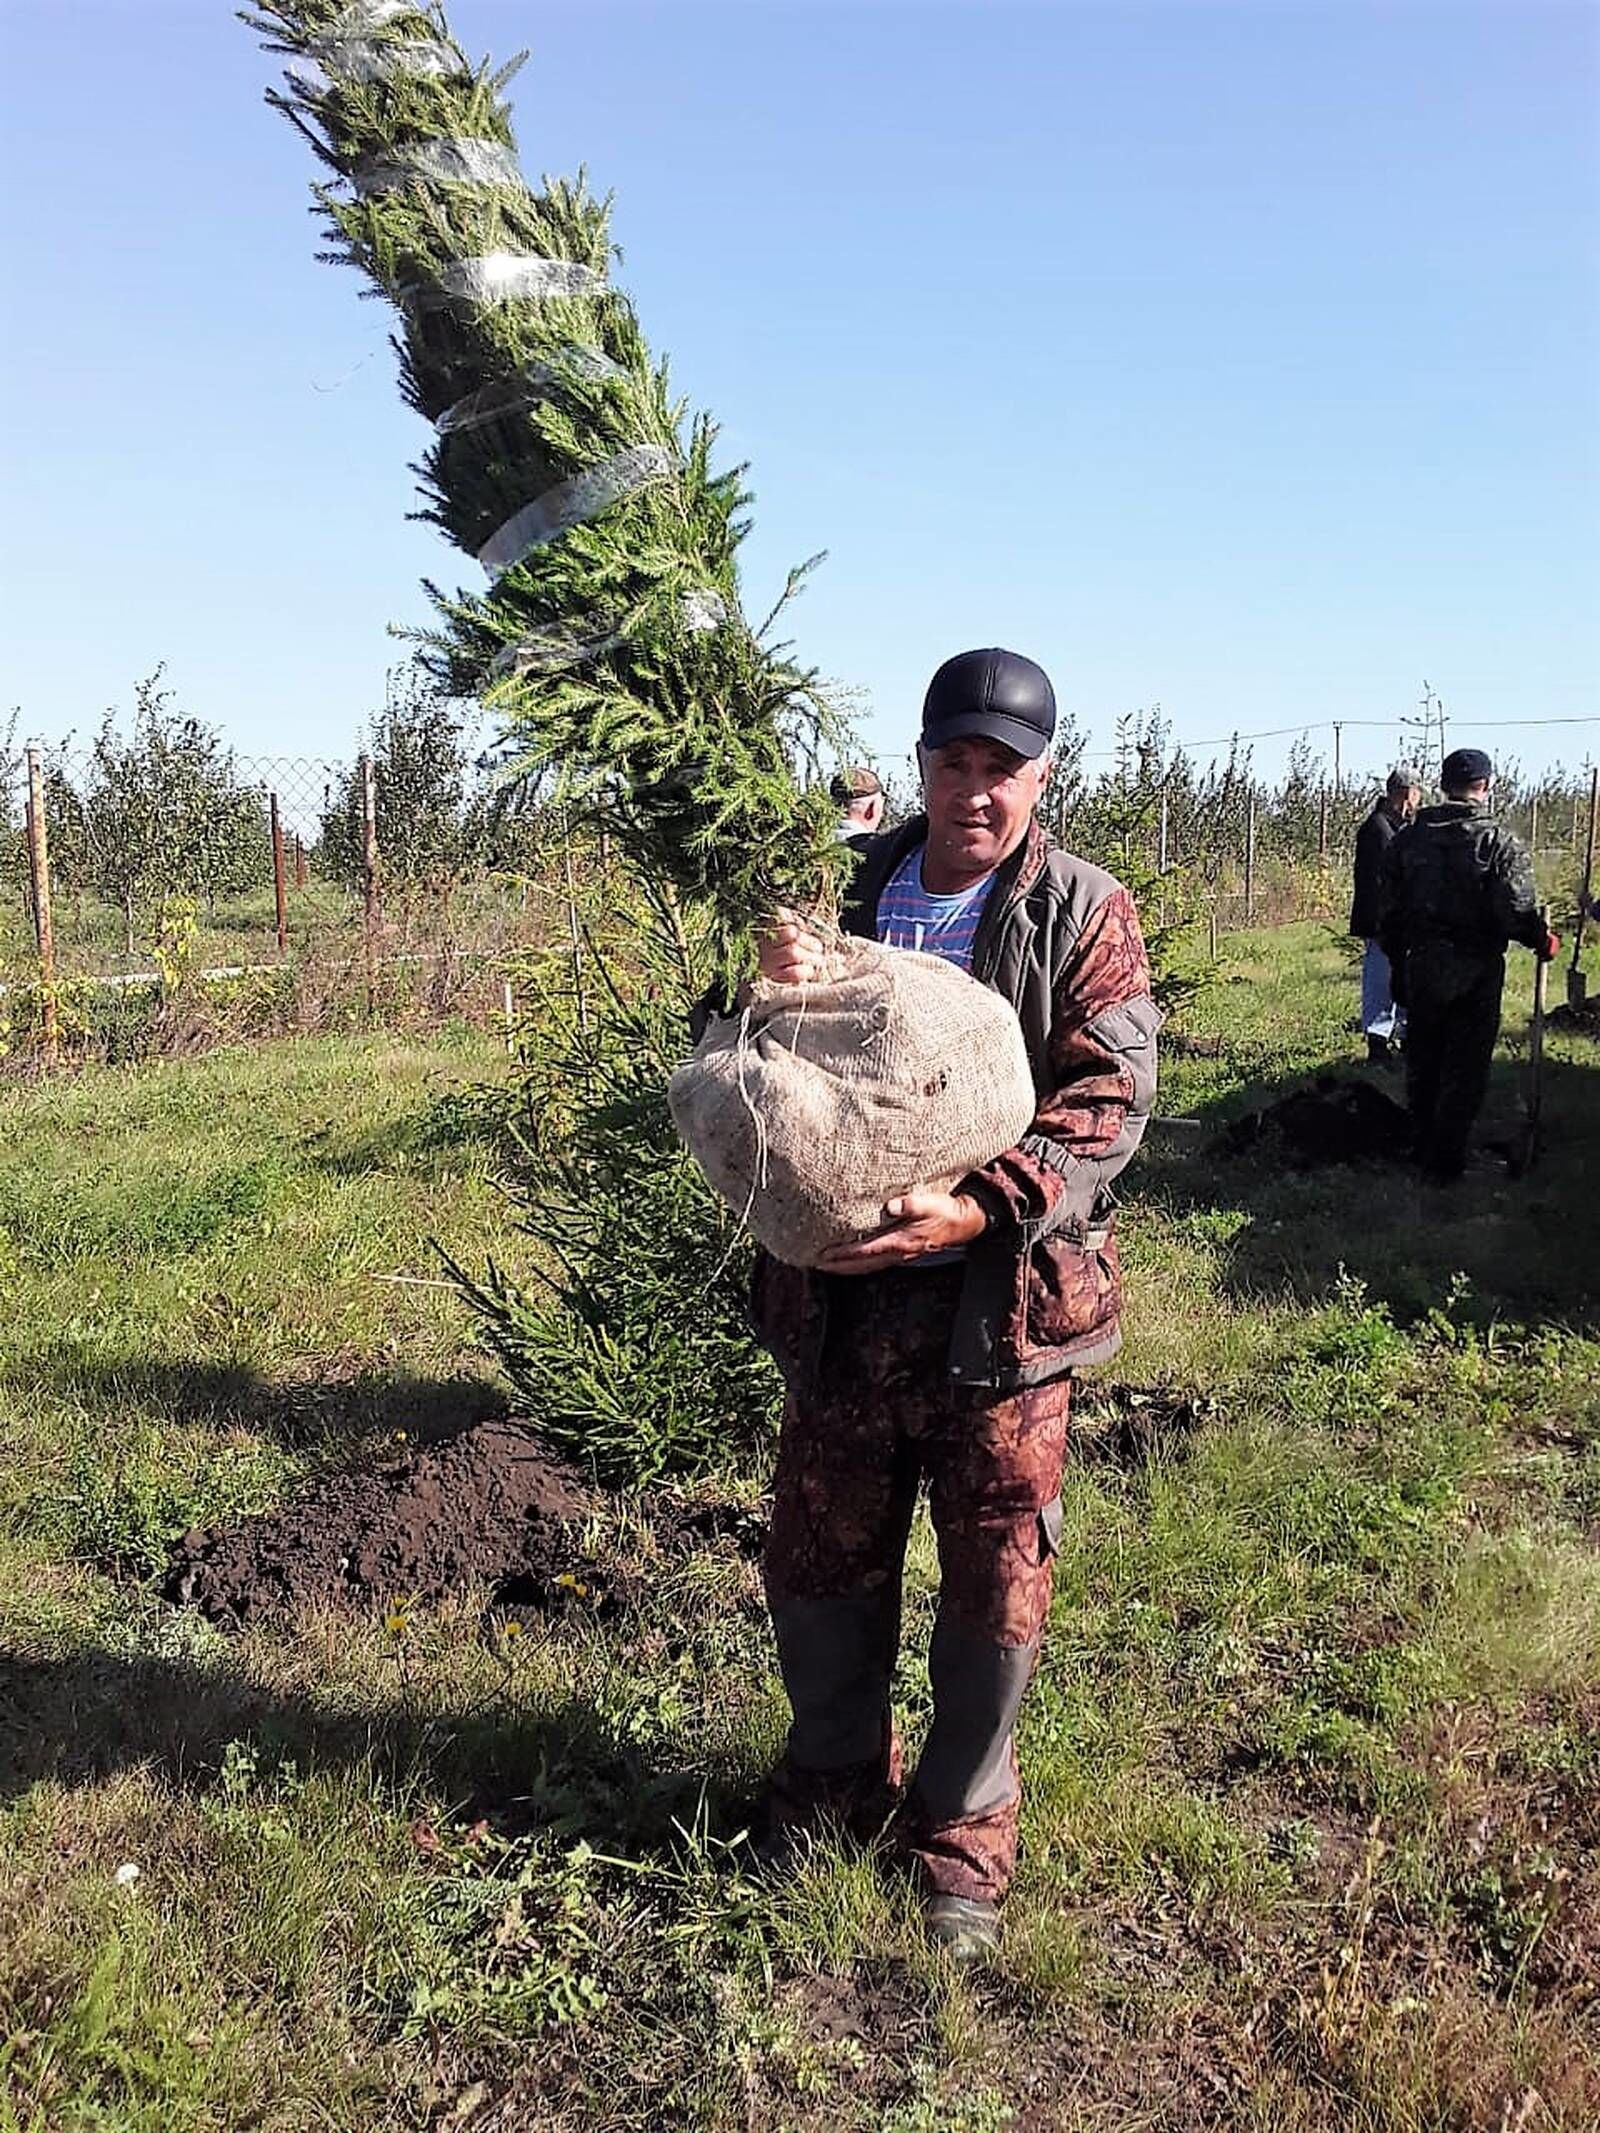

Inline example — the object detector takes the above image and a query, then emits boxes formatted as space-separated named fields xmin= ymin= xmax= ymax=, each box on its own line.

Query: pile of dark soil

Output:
xmin=1218 ymin=1073 xmax=1411 ymax=1168
xmin=163 ymin=1420 xmax=772 ymax=1629
xmin=165 ymin=1419 xmax=600 ymax=1628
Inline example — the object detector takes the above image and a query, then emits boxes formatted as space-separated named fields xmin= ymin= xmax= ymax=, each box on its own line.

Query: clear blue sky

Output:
xmin=2 ymin=0 xmax=1597 ymax=785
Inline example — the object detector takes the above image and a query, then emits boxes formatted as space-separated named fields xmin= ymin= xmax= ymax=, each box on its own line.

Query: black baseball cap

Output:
xmin=921 ymin=648 xmax=1056 ymax=761
xmin=1441 ymin=747 xmax=1493 ymax=788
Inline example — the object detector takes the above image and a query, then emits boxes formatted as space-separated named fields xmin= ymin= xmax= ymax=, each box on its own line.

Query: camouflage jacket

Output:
xmin=753 ymin=816 xmax=1161 ymax=1391
xmin=1377 ymin=801 xmax=1544 ymax=999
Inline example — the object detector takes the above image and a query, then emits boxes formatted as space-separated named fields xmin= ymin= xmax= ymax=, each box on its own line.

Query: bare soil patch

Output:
xmin=1219 ymin=1073 xmax=1411 ymax=1168
xmin=164 ymin=1419 xmax=599 ymax=1626
xmin=162 ymin=1419 xmax=769 ymax=1627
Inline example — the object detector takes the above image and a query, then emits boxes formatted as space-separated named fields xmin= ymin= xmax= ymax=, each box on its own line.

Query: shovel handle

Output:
xmin=1529 ymin=923 xmax=1548 ymax=1125
xmin=1573 ymin=766 xmax=1599 ymax=974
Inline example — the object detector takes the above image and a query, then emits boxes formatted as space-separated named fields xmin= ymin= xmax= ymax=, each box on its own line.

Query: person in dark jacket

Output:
xmin=752 ymin=649 xmax=1160 ymax=1958
xmin=1350 ymin=765 xmax=1421 ymax=1062
xmin=1378 ymin=747 xmax=1559 ymax=1181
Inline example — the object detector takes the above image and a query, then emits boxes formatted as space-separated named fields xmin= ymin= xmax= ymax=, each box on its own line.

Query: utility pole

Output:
xmin=1244 ymin=792 xmax=1257 ymax=924
xmin=1332 ymin=722 xmax=1342 ymax=801
xmin=25 ymin=748 xmax=59 ymax=1067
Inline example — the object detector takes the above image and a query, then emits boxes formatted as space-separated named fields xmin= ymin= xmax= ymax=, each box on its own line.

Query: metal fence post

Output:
xmin=361 ymin=754 xmax=381 ymax=1018
xmin=269 ymin=791 xmax=288 ymax=956
xmin=294 ymin=833 xmax=308 ymax=890
xmin=1244 ymin=793 xmax=1257 ymax=924
xmin=25 ymin=747 xmax=59 ymax=1067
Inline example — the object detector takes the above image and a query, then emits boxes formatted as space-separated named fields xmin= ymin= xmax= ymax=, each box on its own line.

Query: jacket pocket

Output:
xmin=1016 ymin=1229 xmax=1121 ymax=1363
xmin=1086 ymin=994 xmax=1163 ymax=1119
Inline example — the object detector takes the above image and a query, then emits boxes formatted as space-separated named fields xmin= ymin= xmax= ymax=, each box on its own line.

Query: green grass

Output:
xmin=2 ymin=945 xmax=1598 ymax=2131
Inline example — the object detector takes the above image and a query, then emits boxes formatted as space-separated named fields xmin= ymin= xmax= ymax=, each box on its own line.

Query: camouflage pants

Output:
xmin=763 ymin=1264 xmax=1070 ymax=1905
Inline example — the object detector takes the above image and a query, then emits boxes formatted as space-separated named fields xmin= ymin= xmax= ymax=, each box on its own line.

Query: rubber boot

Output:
xmin=759 ymin=1589 xmax=905 ymax=1856
xmin=900 ymin=1619 xmax=1040 ymax=1916
xmin=915 ymin=1616 xmax=1038 ymax=1828
xmin=926 ymin=1893 xmax=1002 ymax=1964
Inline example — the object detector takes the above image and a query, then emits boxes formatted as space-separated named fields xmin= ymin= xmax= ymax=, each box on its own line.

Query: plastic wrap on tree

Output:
xmin=244 ymin=0 xmax=845 ymax=986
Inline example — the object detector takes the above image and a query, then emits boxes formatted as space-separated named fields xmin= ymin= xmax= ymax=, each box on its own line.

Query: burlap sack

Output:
xmin=668 ymin=936 xmax=1038 ymax=1267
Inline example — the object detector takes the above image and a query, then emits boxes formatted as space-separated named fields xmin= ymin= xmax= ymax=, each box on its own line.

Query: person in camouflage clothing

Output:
xmin=754 ymin=649 xmax=1160 ymax=1958
xmin=1378 ymin=747 xmax=1559 ymax=1181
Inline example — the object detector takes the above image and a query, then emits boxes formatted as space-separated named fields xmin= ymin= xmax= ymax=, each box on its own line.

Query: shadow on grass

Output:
xmin=0 ymin=1645 xmax=745 ymax=1852
xmin=1145 ymin=1042 xmax=1600 ymax=1336
xmin=0 ymin=1348 xmax=506 ymax=1452
xmin=305 ymin=1087 xmax=503 ymax=1181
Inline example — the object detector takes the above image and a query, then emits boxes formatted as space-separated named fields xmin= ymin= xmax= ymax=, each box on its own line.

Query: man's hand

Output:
xmin=816 ymin=1191 xmax=988 ymax=1274
xmin=757 ymin=910 xmax=828 ymax=988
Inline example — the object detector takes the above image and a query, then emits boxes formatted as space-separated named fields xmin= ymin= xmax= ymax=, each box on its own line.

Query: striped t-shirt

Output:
xmin=875 ymin=844 xmax=996 ymax=972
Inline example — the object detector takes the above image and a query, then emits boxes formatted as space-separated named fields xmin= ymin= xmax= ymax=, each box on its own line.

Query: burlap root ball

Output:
xmin=669 ymin=937 xmax=1037 ymax=1267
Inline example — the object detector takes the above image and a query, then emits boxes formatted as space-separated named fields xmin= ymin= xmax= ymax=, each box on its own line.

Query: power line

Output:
xmin=1080 ymin=712 xmax=1596 ymax=763
xmin=1442 ymin=716 xmax=1599 ymax=730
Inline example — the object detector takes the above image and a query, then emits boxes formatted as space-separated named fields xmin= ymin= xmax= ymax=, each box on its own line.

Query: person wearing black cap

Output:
xmin=753 ymin=649 xmax=1160 ymax=1957
xmin=1378 ymin=747 xmax=1559 ymax=1180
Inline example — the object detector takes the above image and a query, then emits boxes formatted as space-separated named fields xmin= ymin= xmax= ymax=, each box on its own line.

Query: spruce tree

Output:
xmin=244 ymin=0 xmax=843 ymax=987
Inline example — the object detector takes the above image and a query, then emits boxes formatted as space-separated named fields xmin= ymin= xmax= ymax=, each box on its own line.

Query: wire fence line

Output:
xmin=1 ymin=738 xmax=574 ymax=1065
xmin=4 ymin=726 xmax=1597 ymax=1068
xmin=1074 ymin=709 xmax=1600 ymax=767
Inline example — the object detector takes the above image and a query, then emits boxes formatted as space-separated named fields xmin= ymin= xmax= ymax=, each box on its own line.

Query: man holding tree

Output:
xmin=753 ymin=648 xmax=1160 ymax=1959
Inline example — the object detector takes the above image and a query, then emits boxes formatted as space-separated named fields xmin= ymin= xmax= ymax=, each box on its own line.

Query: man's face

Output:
xmin=1406 ymin=784 xmax=1421 ymax=816
xmin=920 ymin=736 xmax=1047 ymax=881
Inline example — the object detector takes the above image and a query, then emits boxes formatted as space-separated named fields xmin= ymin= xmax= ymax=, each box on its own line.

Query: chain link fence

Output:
xmin=1 ymin=737 xmax=582 ymax=1065
xmin=4 ymin=721 xmax=1596 ymax=1067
